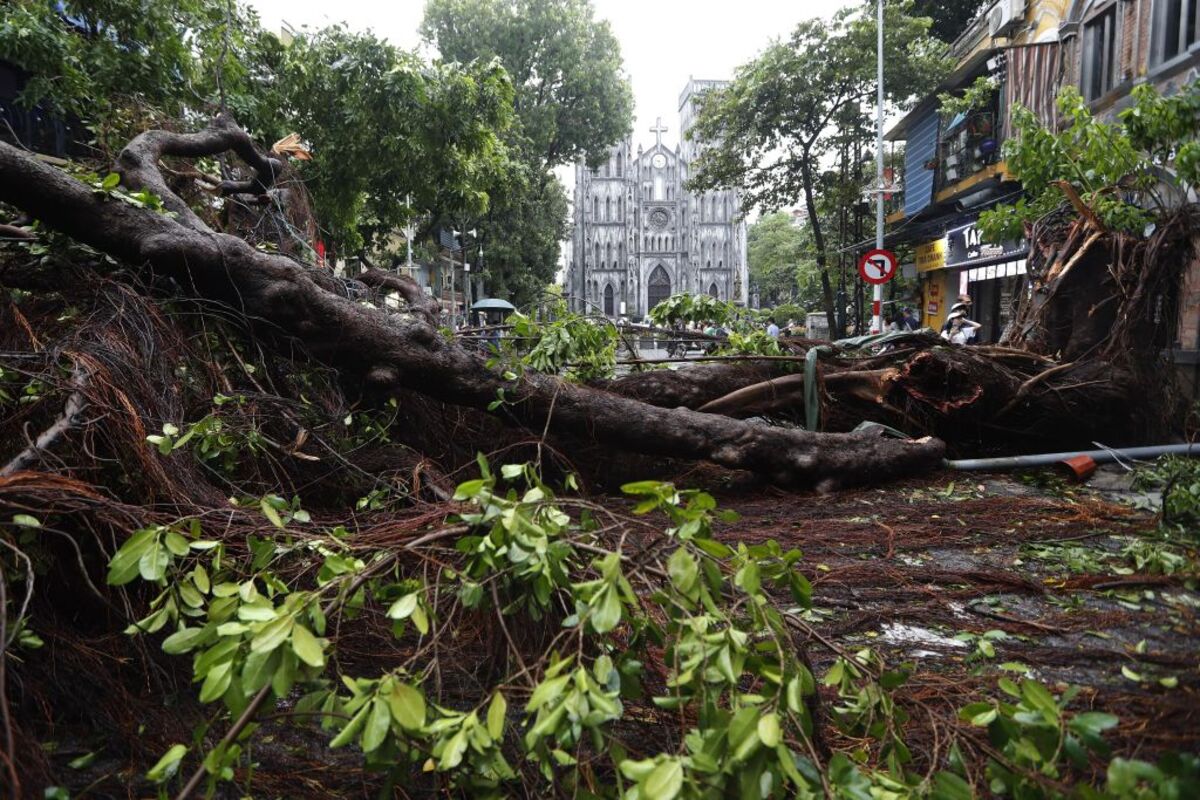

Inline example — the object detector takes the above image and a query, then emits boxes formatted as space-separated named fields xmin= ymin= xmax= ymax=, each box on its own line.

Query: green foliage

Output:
xmin=422 ymin=0 xmax=631 ymax=305
xmin=911 ymin=0 xmax=988 ymax=42
xmin=938 ymin=75 xmax=999 ymax=120
xmin=0 ymin=0 xmax=277 ymax=151
xmin=470 ymin=168 xmax=570 ymax=307
xmin=746 ymin=212 xmax=822 ymax=309
xmin=718 ymin=331 xmax=784 ymax=358
xmin=647 ymin=294 xmax=735 ymax=329
xmin=503 ymin=308 xmax=618 ymax=381
xmin=270 ymin=26 xmax=516 ymax=254
xmin=687 ymin=1 xmax=948 ymax=214
xmin=1133 ymin=454 xmax=1200 ymax=535
xmin=952 ymin=678 xmax=1200 ymax=800
xmin=687 ymin=0 xmax=948 ymax=325
xmin=421 ymin=0 xmax=633 ymax=171
xmin=979 ymin=82 xmax=1200 ymax=242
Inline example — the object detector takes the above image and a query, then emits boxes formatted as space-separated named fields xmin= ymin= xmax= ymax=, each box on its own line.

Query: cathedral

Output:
xmin=566 ymin=78 xmax=749 ymax=318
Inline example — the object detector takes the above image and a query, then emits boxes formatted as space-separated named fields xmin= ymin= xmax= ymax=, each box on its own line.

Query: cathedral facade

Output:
xmin=566 ymin=78 xmax=748 ymax=318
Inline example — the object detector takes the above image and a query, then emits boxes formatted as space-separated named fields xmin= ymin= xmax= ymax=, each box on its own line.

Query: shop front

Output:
xmin=916 ymin=220 xmax=1028 ymax=342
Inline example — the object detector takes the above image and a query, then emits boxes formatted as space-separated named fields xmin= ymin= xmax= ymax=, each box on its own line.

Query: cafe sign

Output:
xmin=945 ymin=222 xmax=1026 ymax=269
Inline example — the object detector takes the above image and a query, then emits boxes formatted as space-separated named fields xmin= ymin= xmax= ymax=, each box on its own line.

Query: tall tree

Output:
xmin=267 ymin=27 xmax=516 ymax=254
xmin=747 ymin=212 xmax=821 ymax=308
xmin=421 ymin=0 xmax=633 ymax=171
xmin=422 ymin=0 xmax=633 ymax=305
xmin=911 ymin=0 xmax=987 ymax=42
xmin=687 ymin=0 xmax=948 ymax=332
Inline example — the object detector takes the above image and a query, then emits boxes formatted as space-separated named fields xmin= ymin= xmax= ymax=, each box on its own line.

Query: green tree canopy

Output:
xmin=421 ymin=0 xmax=634 ymax=305
xmin=747 ymin=212 xmax=822 ymax=309
xmin=0 ymin=1 xmax=520 ymax=257
xmin=267 ymin=27 xmax=516 ymax=254
xmin=421 ymin=0 xmax=633 ymax=170
xmin=911 ymin=0 xmax=987 ymax=42
xmin=687 ymin=0 xmax=948 ymax=330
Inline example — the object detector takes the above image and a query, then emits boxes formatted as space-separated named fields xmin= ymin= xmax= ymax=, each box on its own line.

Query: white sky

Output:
xmin=246 ymin=0 xmax=846 ymax=153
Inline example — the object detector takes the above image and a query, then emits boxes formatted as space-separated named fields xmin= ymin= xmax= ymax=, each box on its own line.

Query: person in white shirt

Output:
xmin=940 ymin=311 xmax=981 ymax=344
xmin=766 ymin=317 xmax=780 ymax=338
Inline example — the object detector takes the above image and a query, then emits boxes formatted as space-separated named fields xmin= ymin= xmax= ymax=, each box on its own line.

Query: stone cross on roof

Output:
xmin=649 ymin=117 xmax=668 ymax=148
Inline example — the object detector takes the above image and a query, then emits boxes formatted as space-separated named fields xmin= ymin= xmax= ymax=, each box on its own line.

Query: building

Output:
xmin=886 ymin=0 xmax=1200 ymax=350
xmin=885 ymin=0 xmax=1068 ymax=343
xmin=565 ymin=78 xmax=749 ymax=318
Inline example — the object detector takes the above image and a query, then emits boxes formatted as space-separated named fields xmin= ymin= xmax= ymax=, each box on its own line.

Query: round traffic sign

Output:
xmin=858 ymin=248 xmax=898 ymax=285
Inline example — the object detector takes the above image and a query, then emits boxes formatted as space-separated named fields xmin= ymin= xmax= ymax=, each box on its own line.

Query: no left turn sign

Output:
xmin=858 ymin=248 xmax=898 ymax=285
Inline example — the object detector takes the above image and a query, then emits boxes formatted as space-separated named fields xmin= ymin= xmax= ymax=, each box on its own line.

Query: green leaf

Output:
xmin=100 ymin=172 xmax=120 ymax=190
xmin=330 ymin=704 xmax=369 ymax=748
xmin=198 ymin=659 xmax=233 ymax=703
xmin=387 ymin=593 xmax=418 ymax=620
xmin=250 ymin=615 xmax=294 ymax=654
xmin=590 ymin=586 xmax=622 ymax=633
xmin=107 ymin=528 xmax=157 ymax=585
xmin=757 ymin=712 xmax=781 ymax=748
xmin=260 ymin=498 xmax=285 ymax=529
xmin=486 ymin=691 xmax=507 ymax=739
xmin=146 ymin=743 xmax=188 ymax=782
xmin=12 ymin=514 xmax=40 ymax=528
xmin=291 ymin=623 xmax=325 ymax=668
xmin=642 ymin=758 xmax=684 ymax=800
xmin=1121 ymin=665 xmax=1144 ymax=682
xmin=439 ymin=728 xmax=469 ymax=770
xmin=387 ymin=682 xmax=426 ymax=731
xmin=361 ymin=697 xmax=392 ymax=753
xmin=138 ymin=535 xmax=170 ymax=581
xmin=161 ymin=627 xmax=207 ymax=655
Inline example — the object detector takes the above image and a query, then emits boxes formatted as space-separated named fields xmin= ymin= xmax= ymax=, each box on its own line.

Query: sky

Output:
xmin=246 ymin=0 xmax=845 ymax=153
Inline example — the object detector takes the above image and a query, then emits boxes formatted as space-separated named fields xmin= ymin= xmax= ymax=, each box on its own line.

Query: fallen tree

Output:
xmin=0 ymin=87 xmax=1197 ymax=800
xmin=0 ymin=116 xmax=943 ymax=490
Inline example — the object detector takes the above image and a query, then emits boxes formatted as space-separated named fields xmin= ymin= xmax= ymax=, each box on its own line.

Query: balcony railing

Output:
xmin=936 ymin=110 xmax=1002 ymax=193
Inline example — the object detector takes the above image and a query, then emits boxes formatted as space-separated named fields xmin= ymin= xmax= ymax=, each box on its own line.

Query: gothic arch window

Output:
xmin=709 ymin=282 xmax=719 ymax=299
xmin=617 ymin=158 xmax=623 ymax=177
xmin=593 ymin=197 xmax=599 ymax=218
xmin=648 ymin=265 xmax=671 ymax=311
xmin=606 ymin=242 xmax=612 ymax=264
xmin=617 ymin=197 xmax=623 ymax=220
xmin=619 ymin=242 xmax=625 ymax=264
xmin=706 ymin=260 xmax=712 ymax=269
xmin=718 ymin=260 xmax=723 ymax=270
xmin=603 ymin=283 xmax=615 ymax=316
xmin=594 ymin=242 xmax=601 ymax=267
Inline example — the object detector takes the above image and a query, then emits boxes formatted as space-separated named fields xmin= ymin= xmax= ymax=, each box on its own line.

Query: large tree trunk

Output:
xmin=0 ymin=116 xmax=944 ymax=489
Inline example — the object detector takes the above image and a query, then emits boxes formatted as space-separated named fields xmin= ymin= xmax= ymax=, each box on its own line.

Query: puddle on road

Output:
xmin=878 ymin=622 xmax=969 ymax=657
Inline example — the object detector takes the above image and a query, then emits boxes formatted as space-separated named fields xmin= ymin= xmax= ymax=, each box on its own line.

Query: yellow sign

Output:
xmin=916 ymin=238 xmax=946 ymax=273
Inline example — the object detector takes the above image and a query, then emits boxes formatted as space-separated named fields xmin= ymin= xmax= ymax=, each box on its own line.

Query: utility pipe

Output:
xmin=945 ymin=443 xmax=1200 ymax=471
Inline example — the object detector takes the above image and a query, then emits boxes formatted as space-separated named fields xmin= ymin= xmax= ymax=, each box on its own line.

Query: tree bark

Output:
xmin=800 ymin=153 xmax=838 ymax=335
xmin=0 ymin=117 xmax=945 ymax=488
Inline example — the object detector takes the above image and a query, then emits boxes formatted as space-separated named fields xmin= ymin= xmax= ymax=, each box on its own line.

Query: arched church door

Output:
xmin=647 ymin=265 xmax=671 ymax=312
xmin=708 ymin=282 xmax=719 ymax=299
xmin=603 ymin=283 xmax=614 ymax=316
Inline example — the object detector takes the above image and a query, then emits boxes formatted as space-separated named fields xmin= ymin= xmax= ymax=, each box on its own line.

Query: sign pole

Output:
xmin=872 ymin=0 xmax=885 ymax=334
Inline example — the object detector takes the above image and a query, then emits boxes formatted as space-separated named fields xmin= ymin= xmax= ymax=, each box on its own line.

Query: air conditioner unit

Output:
xmin=988 ymin=0 xmax=1025 ymax=37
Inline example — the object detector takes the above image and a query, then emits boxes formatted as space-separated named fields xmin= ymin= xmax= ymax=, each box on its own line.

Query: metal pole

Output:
xmin=872 ymin=0 xmax=885 ymax=334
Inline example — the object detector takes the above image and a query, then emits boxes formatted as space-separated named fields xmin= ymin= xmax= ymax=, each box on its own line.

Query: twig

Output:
xmin=1 ymin=363 xmax=90 ymax=476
